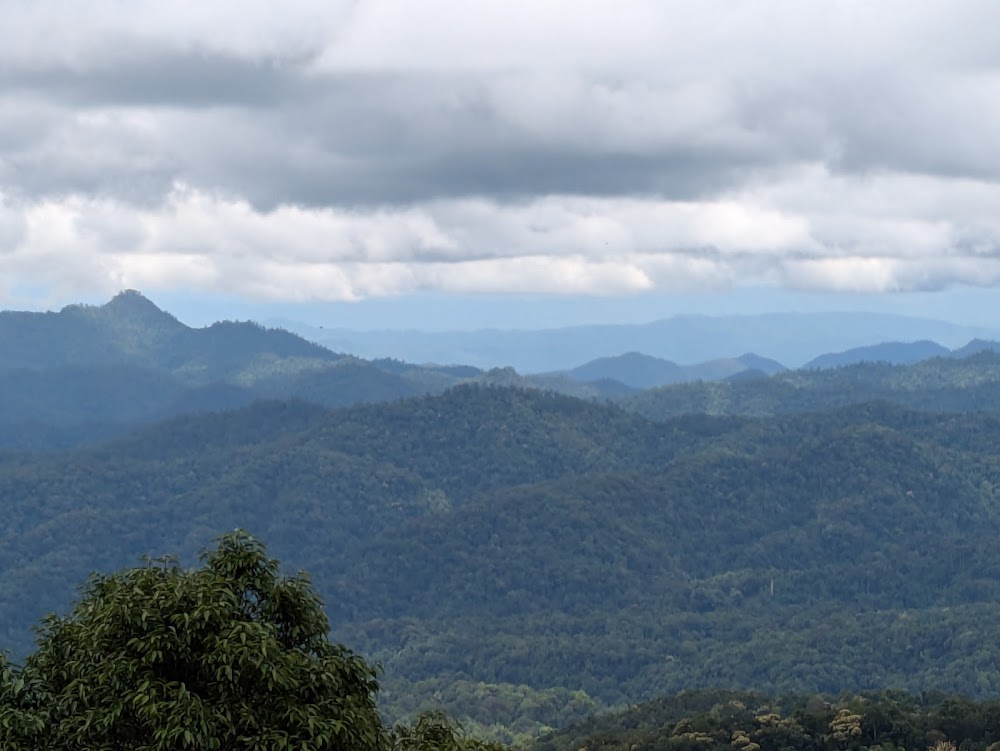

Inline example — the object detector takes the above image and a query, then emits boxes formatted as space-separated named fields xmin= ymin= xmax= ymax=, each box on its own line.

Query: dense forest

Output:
xmin=5 ymin=294 xmax=1000 ymax=743
xmin=536 ymin=689 xmax=1000 ymax=751
xmin=4 ymin=384 xmax=1000 ymax=737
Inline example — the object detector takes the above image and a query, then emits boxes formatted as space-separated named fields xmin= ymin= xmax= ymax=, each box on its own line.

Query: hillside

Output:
xmin=4 ymin=384 xmax=1000 ymax=735
xmin=0 ymin=292 xmax=477 ymax=448
xmin=560 ymin=352 xmax=785 ymax=390
xmin=624 ymin=350 xmax=1000 ymax=419
xmin=0 ymin=290 xmax=336 ymax=375
xmin=0 ymin=387 xmax=700 ymax=652
xmin=804 ymin=340 xmax=951 ymax=369
xmin=329 ymin=403 xmax=1000 ymax=707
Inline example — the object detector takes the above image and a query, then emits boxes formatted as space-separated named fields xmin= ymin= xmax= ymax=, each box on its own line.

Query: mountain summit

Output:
xmin=98 ymin=289 xmax=185 ymax=327
xmin=1 ymin=290 xmax=336 ymax=376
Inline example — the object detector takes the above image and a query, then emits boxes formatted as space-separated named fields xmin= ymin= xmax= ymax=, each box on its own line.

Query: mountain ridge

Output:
xmin=281 ymin=312 xmax=1000 ymax=371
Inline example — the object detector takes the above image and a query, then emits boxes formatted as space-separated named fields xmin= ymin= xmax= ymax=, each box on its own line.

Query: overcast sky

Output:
xmin=2 ymin=0 xmax=999 ymax=325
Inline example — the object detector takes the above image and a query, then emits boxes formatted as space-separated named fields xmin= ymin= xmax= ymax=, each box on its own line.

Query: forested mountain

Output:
xmin=625 ymin=350 xmax=1000 ymax=419
xmin=0 ymin=292 xmax=474 ymax=449
xmin=804 ymin=340 xmax=952 ymax=369
xmin=5 ymin=383 xmax=1000 ymax=738
xmin=560 ymin=352 xmax=785 ymax=389
xmin=0 ymin=290 xmax=335 ymax=374
xmin=9 ymin=293 xmax=1000 ymax=741
xmin=8 ymin=293 xmax=1000 ymax=453
xmin=803 ymin=339 xmax=1000 ymax=369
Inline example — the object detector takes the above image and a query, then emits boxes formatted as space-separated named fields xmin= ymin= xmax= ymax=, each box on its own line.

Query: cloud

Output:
xmin=4 ymin=167 xmax=1000 ymax=304
xmin=1 ymin=1 xmax=1000 ymax=304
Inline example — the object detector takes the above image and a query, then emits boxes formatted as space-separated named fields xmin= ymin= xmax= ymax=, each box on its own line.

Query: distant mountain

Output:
xmin=952 ymin=338 xmax=1000 ymax=358
xmin=561 ymin=351 xmax=786 ymax=389
xmin=735 ymin=352 xmax=786 ymax=374
xmin=283 ymin=313 xmax=1000 ymax=371
xmin=565 ymin=352 xmax=685 ymax=389
xmin=0 ymin=291 xmax=474 ymax=448
xmin=625 ymin=349 xmax=1000 ymax=419
xmin=724 ymin=367 xmax=770 ymax=382
xmin=0 ymin=289 xmax=339 ymax=379
xmin=804 ymin=340 xmax=951 ymax=369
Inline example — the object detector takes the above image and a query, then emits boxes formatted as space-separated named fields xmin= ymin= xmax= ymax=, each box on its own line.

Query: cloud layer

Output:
xmin=2 ymin=0 xmax=999 ymax=304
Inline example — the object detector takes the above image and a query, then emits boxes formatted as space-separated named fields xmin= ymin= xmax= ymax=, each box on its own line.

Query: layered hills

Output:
xmin=558 ymin=352 xmax=786 ymax=389
xmin=0 ymin=291 xmax=461 ymax=449
xmin=8 ymin=291 xmax=1000 ymax=454
xmin=7 ymin=293 xmax=1000 ymax=740
xmin=626 ymin=350 xmax=1000 ymax=419
xmin=286 ymin=312 xmax=999 ymax=371
xmin=4 ymin=384 xmax=1000 ymax=736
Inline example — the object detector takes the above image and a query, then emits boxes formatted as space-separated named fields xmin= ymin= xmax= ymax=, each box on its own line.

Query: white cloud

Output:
xmin=4 ymin=163 xmax=1000 ymax=304
xmin=2 ymin=1 xmax=1000 ymax=305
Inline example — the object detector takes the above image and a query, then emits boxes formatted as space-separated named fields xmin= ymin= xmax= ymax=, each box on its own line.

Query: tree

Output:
xmin=1 ymin=531 xmax=385 ymax=750
xmin=391 ymin=711 xmax=505 ymax=751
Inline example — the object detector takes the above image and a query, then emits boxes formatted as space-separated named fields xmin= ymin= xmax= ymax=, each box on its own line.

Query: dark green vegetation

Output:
xmin=537 ymin=689 xmax=1000 ymax=751
xmin=9 ymin=295 xmax=1000 ymax=742
xmin=0 ymin=532 xmax=502 ymax=751
xmin=557 ymin=352 xmax=785 ymax=390
xmin=0 ymin=291 xmax=475 ymax=450
xmin=5 ymin=381 xmax=1000 ymax=737
xmin=626 ymin=349 xmax=1000 ymax=418
xmin=8 ymin=292 xmax=1000 ymax=453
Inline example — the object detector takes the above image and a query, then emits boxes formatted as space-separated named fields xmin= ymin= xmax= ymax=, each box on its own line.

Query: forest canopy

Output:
xmin=0 ymin=531 xmax=503 ymax=751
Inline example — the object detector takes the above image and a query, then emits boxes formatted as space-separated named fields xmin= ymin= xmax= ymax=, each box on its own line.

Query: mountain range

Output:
xmin=281 ymin=313 xmax=1000 ymax=371
xmin=8 ymin=292 xmax=1000 ymax=738
xmin=5 ymin=292 xmax=1000 ymax=453
xmin=4 ymin=387 xmax=1000 ymax=736
xmin=0 ymin=291 xmax=451 ymax=448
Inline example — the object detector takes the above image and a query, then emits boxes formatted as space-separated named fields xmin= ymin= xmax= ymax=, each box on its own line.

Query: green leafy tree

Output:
xmin=391 ymin=711 xmax=506 ymax=751
xmin=2 ymin=531 xmax=385 ymax=750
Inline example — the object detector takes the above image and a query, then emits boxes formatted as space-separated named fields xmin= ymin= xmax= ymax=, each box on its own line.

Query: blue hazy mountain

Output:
xmin=804 ymin=340 xmax=951 ymax=369
xmin=284 ymin=313 xmax=999 ymax=372
xmin=561 ymin=352 xmax=786 ymax=389
xmin=0 ymin=292 xmax=455 ymax=447
xmin=805 ymin=339 xmax=1000 ymax=369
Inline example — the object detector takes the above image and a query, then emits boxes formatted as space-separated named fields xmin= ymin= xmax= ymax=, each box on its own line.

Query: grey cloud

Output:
xmin=205 ymin=141 xmax=767 ymax=210
xmin=1 ymin=61 xmax=805 ymax=208
xmin=4 ymin=1 xmax=1000 ymax=305
xmin=12 ymin=24 xmax=994 ymax=211
xmin=0 ymin=43 xmax=318 ymax=109
xmin=819 ymin=74 xmax=1000 ymax=181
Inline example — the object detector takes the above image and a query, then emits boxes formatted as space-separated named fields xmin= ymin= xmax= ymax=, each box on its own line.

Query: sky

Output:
xmin=2 ymin=0 xmax=1000 ymax=329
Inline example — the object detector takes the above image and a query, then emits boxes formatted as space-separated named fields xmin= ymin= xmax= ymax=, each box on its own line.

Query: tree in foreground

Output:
xmin=1 ymin=531 xmax=388 ymax=750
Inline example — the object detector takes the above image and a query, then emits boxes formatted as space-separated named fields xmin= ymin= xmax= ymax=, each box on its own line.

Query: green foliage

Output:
xmin=0 ymin=292 xmax=460 ymax=450
xmin=535 ymin=690 xmax=1000 ymax=751
xmin=392 ymin=712 xmax=507 ymax=751
xmin=10 ymin=382 xmax=1000 ymax=735
xmin=625 ymin=351 xmax=1000 ymax=419
xmin=1 ymin=531 xmax=385 ymax=750
xmin=381 ymin=677 xmax=601 ymax=746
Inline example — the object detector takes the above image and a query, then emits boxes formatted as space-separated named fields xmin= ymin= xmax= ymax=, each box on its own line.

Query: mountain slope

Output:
xmin=0 ymin=387 xmax=735 ymax=654
xmin=4 ymin=386 xmax=1000 ymax=712
xmin=0 ymin=290 xmax=341 ymax=379
xmin=625 ymin=350 xmax=1000 ymax=419
xmin=326 ymin=406 xmax=1000 ymax=705
xmin=565 ymin=352 xmax=685 ymax=388
xmin=804 ymin=340 xmax=951 ymax=369
xmin=0 ymin=292 xmax=477 ymax=448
